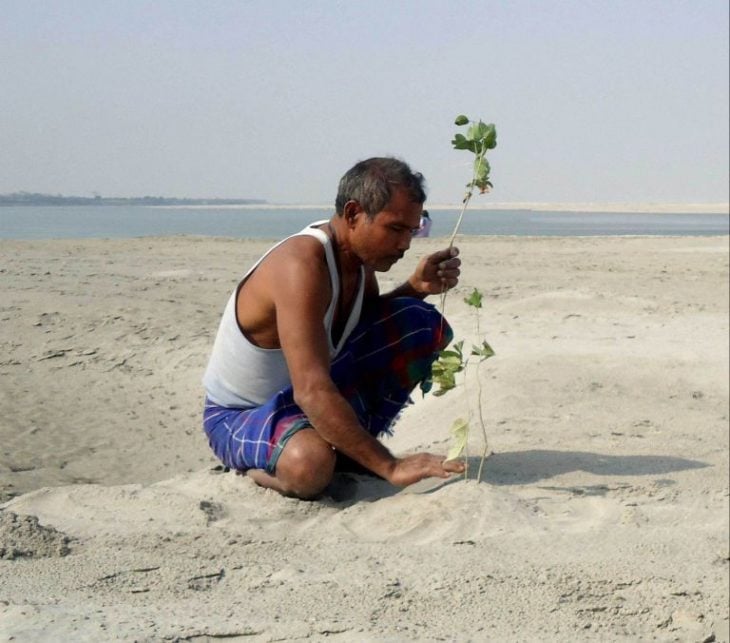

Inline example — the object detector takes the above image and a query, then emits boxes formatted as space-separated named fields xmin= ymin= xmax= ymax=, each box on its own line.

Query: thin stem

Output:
xmin=448 ymin=142 xmax=485 ymax=248
xmin=461 ymin=357 xmax=470 ymax=481
xmin=447 ymin=191 xmax=473 ymax=249
xmin=438 ymin=160 xmax=476 ymax=341
xmin=474 ymin=306 xmax=491 ymax=482
xmin=475 ymin=361 xmax=489 ymax=482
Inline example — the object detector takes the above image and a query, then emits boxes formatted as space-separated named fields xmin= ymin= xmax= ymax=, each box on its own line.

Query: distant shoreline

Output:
xmin=0 ymin=194 xmax=267 ymax=207
xmin=148 ymin=202 xmax=730 ymax=214
xmin=1 ymin=195 xmax=727 ymax=215
xmin=430 ymin=201 xmax=730 ymax=214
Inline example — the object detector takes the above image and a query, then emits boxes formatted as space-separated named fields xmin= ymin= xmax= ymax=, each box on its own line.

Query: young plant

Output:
xmin=434 ymin=288 xmax=495 ymax=481
xmin=447 ymin=114 xmax=497 ymax=247
xmin=431 ymin=114 xmax=498 ymax=481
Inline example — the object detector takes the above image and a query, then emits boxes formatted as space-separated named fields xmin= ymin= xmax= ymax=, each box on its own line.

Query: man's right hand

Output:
xmin=385 ymin=453 xmax=465 ymax=487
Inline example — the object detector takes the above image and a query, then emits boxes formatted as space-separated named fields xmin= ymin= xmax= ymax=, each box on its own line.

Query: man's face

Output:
xmin=351 ymin=187 xmax=422 ymax=272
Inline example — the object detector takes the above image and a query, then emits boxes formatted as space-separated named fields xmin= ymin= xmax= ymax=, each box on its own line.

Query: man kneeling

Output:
xmin=202 ymin=157 xmax=464 ymax=499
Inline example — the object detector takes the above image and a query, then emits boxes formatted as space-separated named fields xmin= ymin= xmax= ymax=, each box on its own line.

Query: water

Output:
xmin=0 ymin=205 xmax=727 ymax=240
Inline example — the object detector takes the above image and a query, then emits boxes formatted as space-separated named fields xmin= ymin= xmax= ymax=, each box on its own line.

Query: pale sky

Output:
xmin=1 ymin=0 xmax=728 ymax=205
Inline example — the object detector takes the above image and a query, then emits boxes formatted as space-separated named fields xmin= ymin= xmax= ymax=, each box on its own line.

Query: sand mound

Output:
xmin=0 ymin=510 xmax=71 ymax=560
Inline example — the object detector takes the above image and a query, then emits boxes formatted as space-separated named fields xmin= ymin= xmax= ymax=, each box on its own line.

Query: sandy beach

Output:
xmin=1 ymin=233 xmax=728 ymax=641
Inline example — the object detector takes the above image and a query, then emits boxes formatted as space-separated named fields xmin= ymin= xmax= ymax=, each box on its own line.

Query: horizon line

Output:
xmin=183 ymin=201 xmax=729 ymax=214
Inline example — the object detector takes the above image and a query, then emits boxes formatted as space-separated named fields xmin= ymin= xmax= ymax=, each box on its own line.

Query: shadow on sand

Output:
xmin=477 ymin=449 xmax=708 ymax=486
xmin=324 ymin=449 xmax=708 ymax=503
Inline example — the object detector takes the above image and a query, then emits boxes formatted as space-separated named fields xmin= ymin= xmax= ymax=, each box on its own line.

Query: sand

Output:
xmin=0 ymin=233 xmax=728 ymax=642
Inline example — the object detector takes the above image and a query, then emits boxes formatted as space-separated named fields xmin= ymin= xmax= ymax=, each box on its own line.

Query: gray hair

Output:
xmin=335 ymin=157 xmax=426 ymax=218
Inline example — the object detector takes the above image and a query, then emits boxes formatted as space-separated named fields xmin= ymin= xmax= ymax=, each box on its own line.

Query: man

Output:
xmin=203 ymin=157 xmax=464 ymax=499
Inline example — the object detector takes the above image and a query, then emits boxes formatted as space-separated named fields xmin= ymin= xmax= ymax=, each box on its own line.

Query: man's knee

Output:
xmin=276 ymin=429 xmax=336 ymax=499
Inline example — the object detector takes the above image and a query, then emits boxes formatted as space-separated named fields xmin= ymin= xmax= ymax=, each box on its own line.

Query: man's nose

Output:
xmin=397 ymin=231 xmax=411 ymax=252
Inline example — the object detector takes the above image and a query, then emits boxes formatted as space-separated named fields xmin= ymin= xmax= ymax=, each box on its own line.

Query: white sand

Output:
xmin=1 ymin=234 xmax=728 ymax=641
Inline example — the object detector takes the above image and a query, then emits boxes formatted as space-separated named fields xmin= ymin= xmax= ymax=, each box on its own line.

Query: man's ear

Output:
xmin=343 ymin=200 xmax=365 ymax=228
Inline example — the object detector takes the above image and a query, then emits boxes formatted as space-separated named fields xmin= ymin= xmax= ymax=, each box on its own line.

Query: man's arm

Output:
xmin=274 ymin=243 xmax=460 ymax=486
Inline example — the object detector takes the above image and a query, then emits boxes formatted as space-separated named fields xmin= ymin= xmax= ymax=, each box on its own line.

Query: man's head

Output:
xmin=335 ymin=157 xmax=426 ymax=218
xmin=333 ymin=158 xmax=425 ymax=272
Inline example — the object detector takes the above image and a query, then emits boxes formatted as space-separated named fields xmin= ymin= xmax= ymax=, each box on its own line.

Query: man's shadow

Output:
xmin=326 ymin=449 xmax=708 ymax=504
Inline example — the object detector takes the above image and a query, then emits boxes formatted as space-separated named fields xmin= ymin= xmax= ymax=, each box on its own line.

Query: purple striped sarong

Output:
xmin=202 ymin=297 xmax=452 ymax=473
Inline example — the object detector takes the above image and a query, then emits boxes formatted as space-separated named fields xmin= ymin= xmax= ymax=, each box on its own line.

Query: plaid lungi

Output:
xmin=202 ymin=297 xmax=452 ymax=473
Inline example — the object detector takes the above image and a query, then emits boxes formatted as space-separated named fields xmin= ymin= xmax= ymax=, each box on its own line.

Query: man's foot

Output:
xmin=246 ymin=428 xmax=336 ymax=499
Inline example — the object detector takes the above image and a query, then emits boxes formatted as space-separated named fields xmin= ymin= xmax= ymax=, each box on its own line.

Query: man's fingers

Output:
xmin=391 ymin=454 xmax=466 ymax=485
xmin=436 ymin=258 xmax=461 ymax=292
xmin=437 ymin=265 xmax=460 ymax=278
xmin=429 ymin=454 xmax=464 ymax=477
xmin=431 ymin=246 xmax=459 ymax=263
xmin=442 ymin=458 xmax=466 ymax=473
xmin=436 ymin=255 xmax=461 ymax=282
xmin=437 ymin=257 xmax=461 ymax=271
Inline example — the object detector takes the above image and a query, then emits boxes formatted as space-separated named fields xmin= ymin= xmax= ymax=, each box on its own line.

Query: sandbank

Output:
xmin=1 ymin=234 xmax=728 ymax=641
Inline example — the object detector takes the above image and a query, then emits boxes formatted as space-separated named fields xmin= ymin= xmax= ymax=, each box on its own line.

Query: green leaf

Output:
xmin=474 ymin=157 xmax=490 ymax=183
xmin=440 ymin=340 xmax=464 ymax=360
xmin=430 ymin=341 xmax=468 ymax=395
xmin=454 ymin=114 xmax=469 ymax=126
xmin=438 ymin=354 xmax=462 ymax=370
xmin=434 ymin=343 xmax=466 ymax=372
xmin=464 ymin=288 xmax=483 ymax=308
xmin=474 ymin=157 xmax=492 ymax=193
xmin=451 ymin=133 xmax=469 ymax=150
xmin=432 ymin=369 xmax=456 ymax=396
xmin=483 ymin=123 xmax=497 ymax=149
xmin=471 ymin=339 xmax=495 ymax=360
xmin=446 ymin=417 xmax=469 ymax=460
xmin=466 ymin=122 xmax=482 ymax=142
xmin=452 ymin=134 xmax=478 ymax=153
xmin=431 ymin=355 xmax=464 ymax=381
xmin=455 ymin=138 xmax=478 ymax=154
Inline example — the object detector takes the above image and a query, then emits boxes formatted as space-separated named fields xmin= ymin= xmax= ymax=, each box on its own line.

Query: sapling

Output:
xmin=447 ymin=114 xmax=497 ymax=246
xmin=430 ymin=114 xmax=497 ymax=481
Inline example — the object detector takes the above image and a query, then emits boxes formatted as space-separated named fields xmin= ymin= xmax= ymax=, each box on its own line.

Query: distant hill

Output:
xmin=0 ymin=192 xmax=267 ymax=206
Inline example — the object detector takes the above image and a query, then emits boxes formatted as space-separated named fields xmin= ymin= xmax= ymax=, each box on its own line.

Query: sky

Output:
xmin=1 ymin=0 xmax=728 ymax=206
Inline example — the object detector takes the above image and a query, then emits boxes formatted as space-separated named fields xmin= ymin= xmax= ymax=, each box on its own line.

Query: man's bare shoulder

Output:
xmin=276 ymin=233 xmax=326 ymax=259
xmin=251 ymin=233 xmax=329 ymax=294
xmin=237 ymin=232 xmax=331 ymax=346
xmin=260 ymin=234 xmax=327 ymax=275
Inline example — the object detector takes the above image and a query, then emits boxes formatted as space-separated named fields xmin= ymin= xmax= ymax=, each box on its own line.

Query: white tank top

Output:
xmin=202 ymin=221 xmax=365 ymax=408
